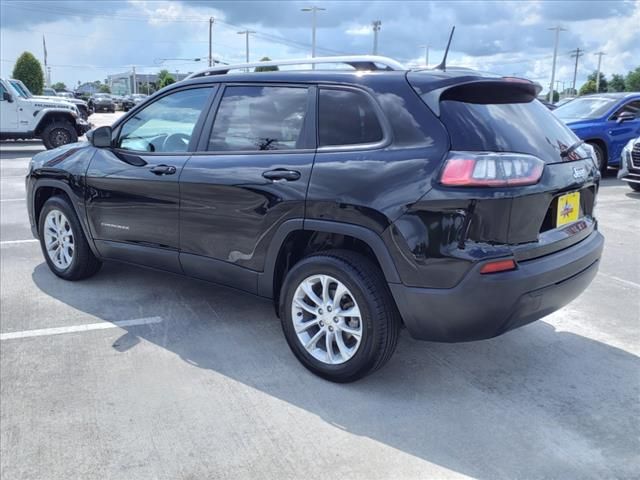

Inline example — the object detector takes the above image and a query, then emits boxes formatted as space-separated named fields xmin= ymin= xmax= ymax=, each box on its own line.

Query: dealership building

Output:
xmin=106 ymin=71 xmax=192 ymax=95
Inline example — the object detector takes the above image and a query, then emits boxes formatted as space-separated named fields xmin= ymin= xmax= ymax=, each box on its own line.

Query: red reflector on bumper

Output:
xmin=480 ymin=259 xmax=517 ymax=274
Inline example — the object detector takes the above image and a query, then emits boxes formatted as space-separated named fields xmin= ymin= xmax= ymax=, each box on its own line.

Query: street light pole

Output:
xmin=548 ymin=25 xmax=566 ymax=103
xmin=237 ymin=30 xmax=255 ymax=67
xmin=594 ymin=51 xmax=606 ymax=92
xmin=372 ymin=20 xmax=382 ymax=55
xmin=301 ymin=6 xmax=326 ymax=70
xmin=419 ymin=44 xmax=430 ymax=67
xmin=208 ymin=17 xmax=214 ymax=67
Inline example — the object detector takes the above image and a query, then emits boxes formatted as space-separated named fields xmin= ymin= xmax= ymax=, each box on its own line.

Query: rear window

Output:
xmin=439 ymin=98 xmax=580 ymax=162
xmin=318 ymin=88 xmax=383 ymax=147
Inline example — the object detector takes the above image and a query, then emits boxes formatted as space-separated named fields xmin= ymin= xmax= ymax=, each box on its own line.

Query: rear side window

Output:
xmin=439 ymin=98 xmax=579 ymax=162
xmin=209 ymin=86 xmax=309 ymax=151
xmin=318 ymin=88 xmax=383 ymax=147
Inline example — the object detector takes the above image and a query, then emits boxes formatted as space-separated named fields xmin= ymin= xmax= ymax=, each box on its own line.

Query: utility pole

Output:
xmin=548 ymin=26 xmax=566 ymax=103
xmin=208 ymin=17 xmax=214 ymax=67
xmin=419 ymin=44 xmax=430 ymax=67
xmin=570 ymin=47 xmax=584 ymax=93
xmin=372 ymin=20 xmax=382 ymax=55
xmin=237 ymin=30 xmax=255 ymax=68
xmin=594 ymin=51 xmax=606 ymax=92
xmin=301 ymin=6 xmax=326 ymax=70
xmin=132 ymin=65 xmax=137 ymax=94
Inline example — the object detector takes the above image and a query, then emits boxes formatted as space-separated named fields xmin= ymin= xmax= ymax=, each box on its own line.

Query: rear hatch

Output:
xmin=408 ymin=73 xmax=599 ymax=256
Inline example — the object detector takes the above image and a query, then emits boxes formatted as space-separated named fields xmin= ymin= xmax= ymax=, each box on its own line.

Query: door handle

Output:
xmin=262 ymin=169 xmax=301 ymax=182
xmin=150 ymin=164 xmax=177 ymax=175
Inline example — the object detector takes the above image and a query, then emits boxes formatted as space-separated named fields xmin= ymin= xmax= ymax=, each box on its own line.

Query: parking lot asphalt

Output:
xmin=1 ymin=112 xmax=639 ymax=479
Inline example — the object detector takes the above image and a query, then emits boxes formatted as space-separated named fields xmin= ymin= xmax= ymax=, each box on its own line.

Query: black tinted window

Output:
xmin=319 ymin=89 xmax=383 ymax=147
xmin=614 ymin=100 xmax=640 ymax=119
xmin=440 ymin=99 xmax=580 ymax=162
xmin=209 ymin=86 xmax=309 ymax=151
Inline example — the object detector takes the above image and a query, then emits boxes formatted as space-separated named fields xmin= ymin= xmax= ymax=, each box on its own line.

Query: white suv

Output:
xmin=0 ymin=78 xmax=91 ymax=149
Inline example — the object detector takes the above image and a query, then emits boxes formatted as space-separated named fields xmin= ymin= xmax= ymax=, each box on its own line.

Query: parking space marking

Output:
xmin=598 ymin=272 xmax=640 ymax=289
xmin=0 ymin=316 xmax=163 ymax=341
xmin=0 ymin=239 xmax=38 ymax=246
xmin=0 ymin=198 xmax=25 ymax=202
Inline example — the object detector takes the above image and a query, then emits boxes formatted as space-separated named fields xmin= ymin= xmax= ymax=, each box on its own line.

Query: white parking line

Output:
xmin=0 ymin=317 xmax=163 ymax=341
xmin=0 ymin=239 xmax=38 ymax=246
xmin=0 ymin=198 xmax=25 ymax=202
xmin=598 ymin=272 xmax=640 ymax=289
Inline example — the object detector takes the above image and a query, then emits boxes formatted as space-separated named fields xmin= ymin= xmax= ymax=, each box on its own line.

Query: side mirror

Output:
xmin=87 ymin=126 xmax=112 ymax=148
xmin=616 ymin=111 xmax=636 ymax=124
xmin=2 ymin=91 xmax=13 ymax=102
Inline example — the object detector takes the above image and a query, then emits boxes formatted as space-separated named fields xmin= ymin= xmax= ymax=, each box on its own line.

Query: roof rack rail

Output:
xmin=185 ymin=55 xmax=406 ymax=79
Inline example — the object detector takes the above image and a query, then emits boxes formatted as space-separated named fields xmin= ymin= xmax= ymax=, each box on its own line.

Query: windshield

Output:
xmin=133 ymin=94 xmax=146 ymax=99
xmin=554 ymin=97 xmax=617 ymax=120
xmin=9 ymin=80 xmax=32 ymax=98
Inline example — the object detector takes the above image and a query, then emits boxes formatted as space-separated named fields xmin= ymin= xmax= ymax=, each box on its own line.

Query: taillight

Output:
xmin=480 ymin=259 xmax=517 ymax=274
xmin=440 ymin=152 xmax=544 ymax=187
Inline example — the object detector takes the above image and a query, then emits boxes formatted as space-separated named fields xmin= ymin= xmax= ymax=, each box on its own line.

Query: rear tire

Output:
xmin=38 ymin=196 xmax=102 ymax=280
xmin=279 ymin=250 xmax=400 ymax=383
xmin=42 ymin=121 xmax=77 ymax=150
xmin=588 ymin=142 xmax=607 ymax=175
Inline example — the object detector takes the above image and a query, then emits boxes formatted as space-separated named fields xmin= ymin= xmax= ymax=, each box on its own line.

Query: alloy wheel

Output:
xmin=291 ymin=274 xmax=363 ymax=365
xmin=44 ymin=209 xmax=74 ymax=269
xmin=50 ymin=128 xmax=71 ymax=148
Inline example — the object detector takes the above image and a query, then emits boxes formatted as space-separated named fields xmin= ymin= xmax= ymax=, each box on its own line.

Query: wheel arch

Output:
xmin=258 ymin=219 xmax=401 ymax=305
xmin=31 ymin=179 xmax=100 ymax=257
xmin=34 ymin=111 xmax=77 ymax=136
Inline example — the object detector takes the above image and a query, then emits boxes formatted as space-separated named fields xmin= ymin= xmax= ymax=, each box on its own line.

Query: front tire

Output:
xmin=629 ymin=182 xmax=640 ymax=192
xmin=279 ymin=250 xmax=400 ymax=383
xmin=42 ymin=121 xmax=77 ymax=149
xmin=38 ymin=196 xmax=102 ymax=280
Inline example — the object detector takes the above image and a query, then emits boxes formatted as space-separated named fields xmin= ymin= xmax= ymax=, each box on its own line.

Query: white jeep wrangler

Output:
xmin=0 ymin=77 xmax=91 ymax=149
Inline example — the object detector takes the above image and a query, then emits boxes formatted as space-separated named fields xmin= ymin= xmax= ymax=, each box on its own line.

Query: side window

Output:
xmin=209 ymin=86 xmax=309 ymax=152
xmin=0 ymin=82 xmax=6 ymax=100
xmin=318 ymin=88 xmax=384 ymax=147
xmin=615 ymin=100 xmax=640 ymax=119
xmin=117 ymin=87 xmax=213 ymax=153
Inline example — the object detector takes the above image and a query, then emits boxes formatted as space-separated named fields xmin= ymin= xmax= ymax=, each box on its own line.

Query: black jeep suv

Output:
xmin=26 ymin=57 xmax=604 ymax=382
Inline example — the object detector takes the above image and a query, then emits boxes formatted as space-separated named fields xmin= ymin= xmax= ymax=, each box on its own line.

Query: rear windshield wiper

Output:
xmin=560 ymin=139 xmax=584 ymax=158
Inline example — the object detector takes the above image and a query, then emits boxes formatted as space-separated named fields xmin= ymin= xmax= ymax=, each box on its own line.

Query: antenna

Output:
xmin=434 ymin=26 xmax=455 ymax=71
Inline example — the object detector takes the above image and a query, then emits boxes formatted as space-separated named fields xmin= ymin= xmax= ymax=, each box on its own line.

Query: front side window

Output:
xmin=318 ymin=88 xmax=384 ymax=147
xmin=118 ymin=87 xmax=213 ymax=153
xmin=613 ymin=100 xmax=640 ymax=119
xmin=209 ymin=86 xmax=309 ymax=152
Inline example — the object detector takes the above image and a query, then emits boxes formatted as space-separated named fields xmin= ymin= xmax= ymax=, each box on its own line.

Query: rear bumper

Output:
xmin=389 ymin=230 xmax=604 ymax=342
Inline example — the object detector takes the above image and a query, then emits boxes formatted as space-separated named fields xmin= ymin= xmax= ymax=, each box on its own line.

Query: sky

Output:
xmin=1 ymin=0 xmax=638 ymax=94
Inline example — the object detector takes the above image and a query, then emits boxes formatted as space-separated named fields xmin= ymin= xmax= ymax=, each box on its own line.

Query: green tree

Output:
xmin=254 ymin=56 xmax=279 ymax=72
xmin=608 ymin=74 xmax=626 ymax=92
xmin=585 ymin=71 xmax=608 ymax=93
xmin=98 ymin=84 xmax=111 ymax=93
xmin=51 ymin=81 xmax=67 ymax=92
xmin=157 ymin=69 xmax=175 ymax=89
xmin=626 ymin=67 xmax=640 ymax=91
xmin=12 ymin=51 xmax=44 ymax=95
xmin=579 ymin=80 xmax=597 ymax=96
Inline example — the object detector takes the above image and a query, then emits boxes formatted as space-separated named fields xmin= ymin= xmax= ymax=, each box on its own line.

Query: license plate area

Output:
xmin=555 ymin=191 xmax=580 ymax=227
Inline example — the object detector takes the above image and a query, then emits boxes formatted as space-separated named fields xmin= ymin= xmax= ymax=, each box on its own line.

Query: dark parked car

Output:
xmin=122 ymin=93 xmax=148 ymax=111
xmin=26 ymin=56 xmax=603 ymax=382
xmin=88 ymin=93 xmax=116 ymax=113
xmin=554 ymin=92 xmax=640 ymax=172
